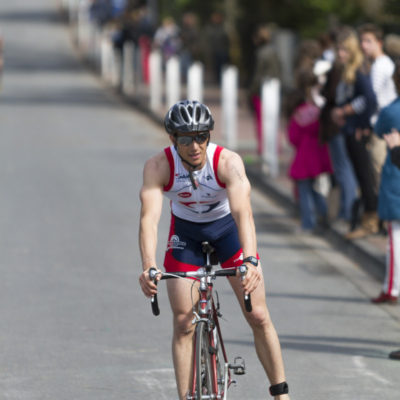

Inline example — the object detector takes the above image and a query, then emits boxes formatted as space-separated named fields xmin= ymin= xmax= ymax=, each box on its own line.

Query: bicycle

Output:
xmin=149 ymin=241 xmax=252 ymax=400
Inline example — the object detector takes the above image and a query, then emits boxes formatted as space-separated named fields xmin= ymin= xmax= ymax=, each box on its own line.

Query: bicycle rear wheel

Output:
xmin=195 ymin=320 xmax=214 ymax=399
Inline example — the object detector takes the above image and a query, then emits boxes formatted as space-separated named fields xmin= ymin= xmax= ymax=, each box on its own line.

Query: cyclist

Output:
xmin=139 ymin=100 xmax=290 ymax=399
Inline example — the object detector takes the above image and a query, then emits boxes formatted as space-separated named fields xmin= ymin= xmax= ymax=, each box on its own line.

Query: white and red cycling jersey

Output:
xmin=163 ymin=142 xmax=230 ymax=223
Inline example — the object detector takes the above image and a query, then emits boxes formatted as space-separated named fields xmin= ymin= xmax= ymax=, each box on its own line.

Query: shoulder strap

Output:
xmin=213 ymin=145 xmax=226 ymax=188
xmin=163 ymin=146 xmax=174 ymax=191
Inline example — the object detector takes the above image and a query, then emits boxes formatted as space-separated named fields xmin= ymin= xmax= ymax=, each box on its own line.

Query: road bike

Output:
xmin=149 ymin=241 xmax=252 ymax=400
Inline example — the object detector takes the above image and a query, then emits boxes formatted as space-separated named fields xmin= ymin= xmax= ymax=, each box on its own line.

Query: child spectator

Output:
xmin=288 ymin=68 xmax=333 ymax=232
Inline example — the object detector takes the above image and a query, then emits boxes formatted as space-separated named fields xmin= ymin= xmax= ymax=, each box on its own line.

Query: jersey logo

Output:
xmin=178 ymin=192 xmax=192 ymax=198
xmin=167 ymin=235 xmax=186 ymax=250
xmin=179 ymin=201 xmax=221 ymax=214
xmin=176 ymin=173 xmax=190 ymax=180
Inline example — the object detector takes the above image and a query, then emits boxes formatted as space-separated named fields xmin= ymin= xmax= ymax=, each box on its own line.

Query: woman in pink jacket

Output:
xmin=288 ymin=68 xmax=333 ymax=232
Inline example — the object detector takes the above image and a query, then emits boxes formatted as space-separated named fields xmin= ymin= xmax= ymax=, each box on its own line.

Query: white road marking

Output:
xmin=352 ymin=356 xmax=391 ymax=385
xmin=132 ymin=368 xmax=176 ymax=399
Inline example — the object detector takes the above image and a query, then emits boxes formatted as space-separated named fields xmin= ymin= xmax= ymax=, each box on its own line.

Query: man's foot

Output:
xmin=345 ymin=227 xmax=370 ymax=239
xmin=371 ymin=292 xmax=398 ymax=304
xmin=389 ymin=349 xmax=400 ymax=360
xmin=346 ymin=211 xmax=379 ymax=239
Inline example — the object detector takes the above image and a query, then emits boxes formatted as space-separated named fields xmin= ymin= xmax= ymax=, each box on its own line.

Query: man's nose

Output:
xmin=189 ymin=140 xmax=200 ymax=150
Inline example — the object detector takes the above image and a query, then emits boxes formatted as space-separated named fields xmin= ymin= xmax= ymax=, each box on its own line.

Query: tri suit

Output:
xmin=163 ymin=142 xmax=245 ymax=272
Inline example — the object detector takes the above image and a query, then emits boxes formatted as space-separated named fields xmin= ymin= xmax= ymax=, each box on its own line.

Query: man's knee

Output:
xmin=173 ymin=313 xmax=195 ymax=337
xmin=245 ymin=306 xmax=271 ymax=330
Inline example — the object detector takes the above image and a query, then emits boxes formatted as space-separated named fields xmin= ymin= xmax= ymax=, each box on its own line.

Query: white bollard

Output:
xmin=221 ymin=65 xmax=238 ymax=150
xmin=122 ymin=42 xmax=135 ymax=95
xmin=68 ymin=0 xmax=79 ymax=23
xmin=261 ymin=78 xmax=281 ymax=177
xmin=100 ymin=35 xmax=108 ymax=81
xmin=110 ymin=47 xmax=122 ymax=88
xmin=149 ymin=51 xmax=163 ymax=112
xmin=166 ymin=56 xmax=181 ymax=108
xmin=187 ymin=62 xmax=203 ymax=102
xmin=100 ymin=35 xmax=112 ymax=82
xmin=77 ymin=0 xmax=90 ymax=52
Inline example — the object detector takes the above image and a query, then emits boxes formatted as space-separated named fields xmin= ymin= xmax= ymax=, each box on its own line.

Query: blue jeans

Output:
xmin=297 ymin=179 xmax=328 ymax=230
xmin=328 ymin=134 xmax=358 ymax=220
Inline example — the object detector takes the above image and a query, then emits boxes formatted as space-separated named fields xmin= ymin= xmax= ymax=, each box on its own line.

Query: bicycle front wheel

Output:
xmin=195 ymin=320 xmax=214 ymax=400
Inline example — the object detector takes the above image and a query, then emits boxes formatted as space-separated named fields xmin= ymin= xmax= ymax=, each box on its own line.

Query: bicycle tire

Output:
xmin=213 ymin=324 xmax=225 ymax=396
xmin=195 ymin=321 xmax=214 ymax=399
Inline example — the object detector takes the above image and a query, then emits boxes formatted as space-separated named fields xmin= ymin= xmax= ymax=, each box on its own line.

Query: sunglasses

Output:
xmin=175 ymin=132 xmax=210 ymax=146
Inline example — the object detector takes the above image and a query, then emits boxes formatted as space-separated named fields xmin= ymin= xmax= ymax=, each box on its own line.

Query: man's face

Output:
xmin=360 ymin=32 xmax=382 ymax=59
xmin=171 ymin=131 xmax=210 ymax=169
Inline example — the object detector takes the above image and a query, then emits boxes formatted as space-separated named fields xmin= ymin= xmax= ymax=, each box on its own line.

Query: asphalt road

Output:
xmin=0 ymin=1 xmax=399 ymax=399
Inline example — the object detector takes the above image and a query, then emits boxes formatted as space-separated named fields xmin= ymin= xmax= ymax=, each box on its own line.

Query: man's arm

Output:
xmin=138 ymin=152 xmax=169 ymax=297
xmin=218 ymin=149 xmax=260 ymax=294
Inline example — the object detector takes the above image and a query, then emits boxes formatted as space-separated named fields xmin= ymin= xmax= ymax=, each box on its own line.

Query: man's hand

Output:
xmin=139 ymin=267 xmax=161 ymax=298
xmin=355 ymin=127 xmax=371 ymax=141
xmin=331 ymin=107 xmax=346 ymax=127
xmin=240 ymin=264 xmax=262 ymax=295
xmin=383 ymin=129 xmax=400 ymax=150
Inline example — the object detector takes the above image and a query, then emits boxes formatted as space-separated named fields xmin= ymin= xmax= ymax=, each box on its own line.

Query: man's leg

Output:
xmin=228 ymin=265 xmax=290 ymax=399
xmin=166 ymin=278 xmax=199 ymax=400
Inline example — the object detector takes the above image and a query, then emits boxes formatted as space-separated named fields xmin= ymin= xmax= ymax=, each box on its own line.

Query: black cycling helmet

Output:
xmin=164 ymin=100 xmax=214 ymax=134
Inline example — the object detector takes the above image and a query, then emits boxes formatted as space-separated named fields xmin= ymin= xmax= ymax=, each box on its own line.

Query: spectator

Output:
xmin=89 ymin=0 xmax=113 ymax=27
xmin=294 ymin=39 xmax=322 ymax=73
xmin=384 ymin=33 xmax=400 ymax=60
xmin=319 ymin=49 xmax=358 ymax=224
xmin=371 ymin=62 xmax=400 ymax=305
xmin=380 ymin=129 xmax=400 ymax=360
xmin=249 ymin=24 xmax=281 ymax=156
xmin=385 ymin=129 xmax=400 ymax=168
xmin=153 ymin=16 xmax=181 ymax=66
xmin=359 ymin=23 xmax=397 ymax=195
xmin=288 ymin=68 xmax=333 ymax=232
xmin=329 ymin=28 xmax=377 ymax=239
xmin=318 ymin=31 xmax=336 ymax=63
xmin=179 ymin=12 xmax=201 ymax=80
xmin=204 ymin=12 xmax=230 ymax=84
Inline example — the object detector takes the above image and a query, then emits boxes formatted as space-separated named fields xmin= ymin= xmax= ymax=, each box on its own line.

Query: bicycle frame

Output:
xmin=149 ymin=242 xmax=250 ymax=400
xmin=188 ymin=270 xmax=231 ymax=400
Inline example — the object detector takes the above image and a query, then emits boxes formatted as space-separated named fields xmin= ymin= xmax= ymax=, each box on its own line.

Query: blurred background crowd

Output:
xmin=68 ymin=0 xmax=400 ymax=306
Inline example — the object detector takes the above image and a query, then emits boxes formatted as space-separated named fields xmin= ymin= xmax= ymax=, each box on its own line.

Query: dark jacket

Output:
xmin=319 ymin=63 xmax=343 ymax=143
xmin=391 ymin=146 xmax=400 ymax=169
xmin=374 ymin=97 xmax=400 ymax=220
xmin=338 ymin=70 xmax=377 ymax=136
xmin=319 ymin=65 xmax=377 ymax=141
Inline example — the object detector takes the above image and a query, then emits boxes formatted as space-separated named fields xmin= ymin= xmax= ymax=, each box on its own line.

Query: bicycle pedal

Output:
xmin=229 ymin=356 xmax=246 ymax=375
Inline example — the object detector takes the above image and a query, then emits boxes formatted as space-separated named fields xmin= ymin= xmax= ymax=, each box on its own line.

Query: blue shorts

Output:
xmin=164 ymin=213 xmax=244 ymax=272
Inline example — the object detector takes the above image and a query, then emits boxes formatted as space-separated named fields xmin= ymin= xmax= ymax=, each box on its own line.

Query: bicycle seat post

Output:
xmin=201 ymin=241 xmax=214 ymax=272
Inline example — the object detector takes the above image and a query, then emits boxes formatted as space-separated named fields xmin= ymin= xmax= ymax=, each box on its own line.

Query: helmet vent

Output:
xmin=164 ymin=100 xmax=214 ymax=134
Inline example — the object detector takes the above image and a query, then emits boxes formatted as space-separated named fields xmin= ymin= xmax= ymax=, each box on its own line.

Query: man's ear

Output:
xmin=169 ymin=134 xmax=177 ymax=145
